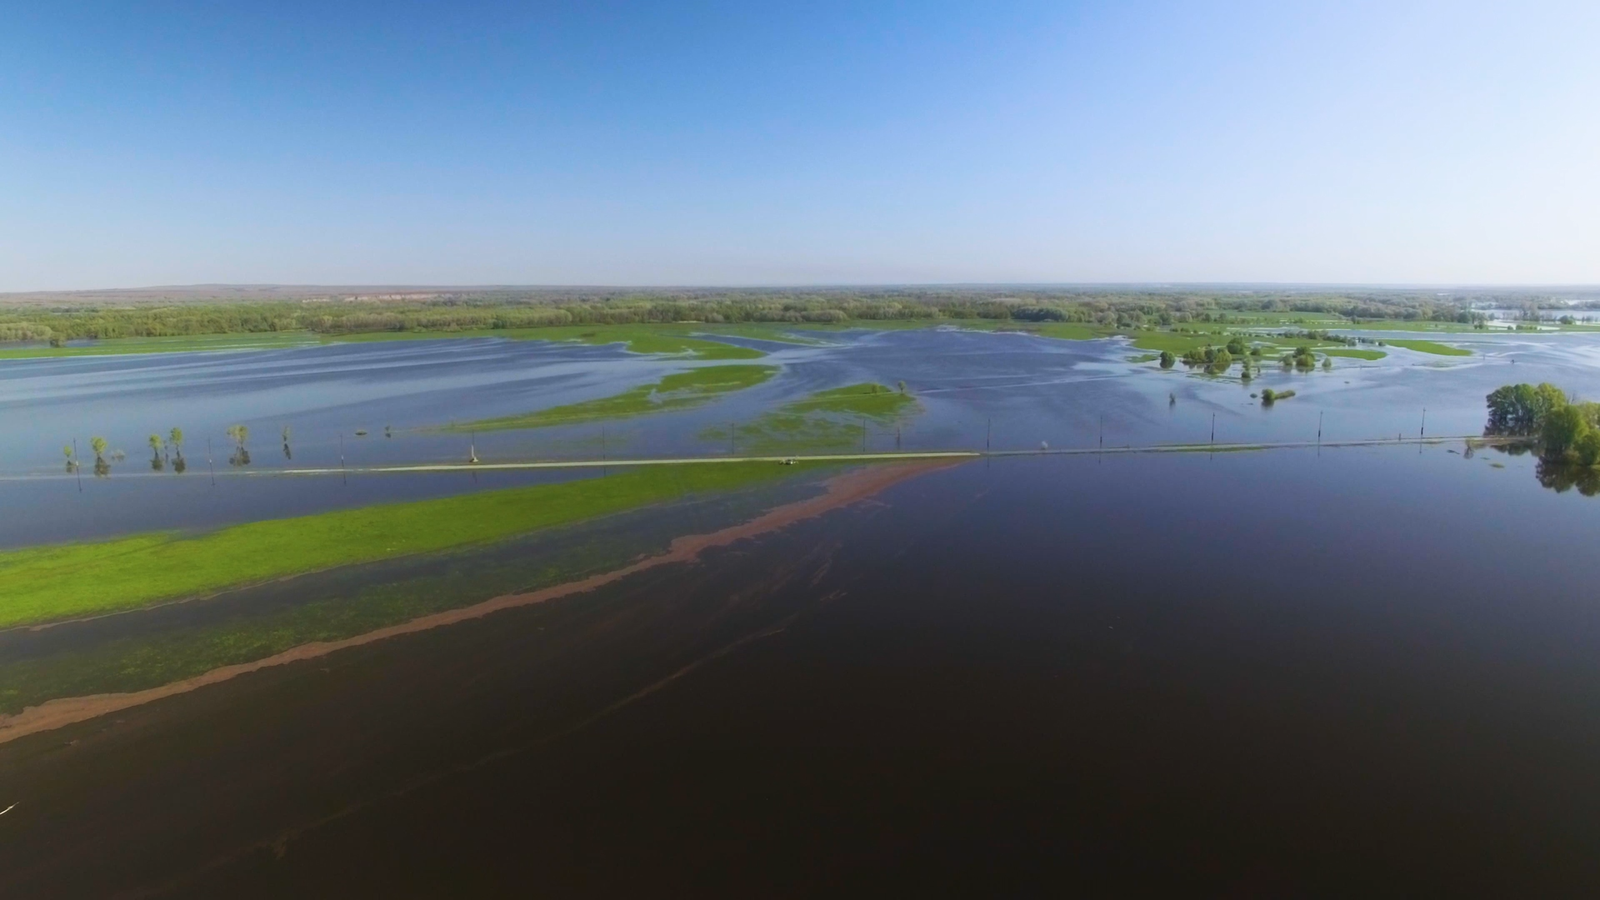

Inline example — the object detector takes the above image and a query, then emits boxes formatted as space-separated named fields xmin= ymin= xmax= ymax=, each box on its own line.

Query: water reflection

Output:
xmin=1536 ymin=461 xmax=1600 ymax=496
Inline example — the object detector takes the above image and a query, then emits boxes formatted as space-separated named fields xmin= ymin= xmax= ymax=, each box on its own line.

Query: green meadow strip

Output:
xmin=0 ymin=461 xmax=818 ymax=629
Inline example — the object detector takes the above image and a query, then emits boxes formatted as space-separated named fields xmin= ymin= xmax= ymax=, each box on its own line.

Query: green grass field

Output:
xmin=440 ymin=364 xmax=778 ymax=432
xmin=0 ymin=461 xmax=821 ymax=629
xmin=1384 ymin=339 xmax=1472 ymax=356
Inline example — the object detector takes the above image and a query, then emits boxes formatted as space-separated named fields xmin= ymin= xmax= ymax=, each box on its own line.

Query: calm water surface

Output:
xmin=3 ymin=327 xmax=1599 ymax=545
xmin=3 ymin=330 xmax=1600 ymax=895
xmin=3 ymin=445 xmax=1600 ymax=895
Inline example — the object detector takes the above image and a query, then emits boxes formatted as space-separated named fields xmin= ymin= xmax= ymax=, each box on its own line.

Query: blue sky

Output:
xmin=2 ymin=1 xmax=1597 ymax=289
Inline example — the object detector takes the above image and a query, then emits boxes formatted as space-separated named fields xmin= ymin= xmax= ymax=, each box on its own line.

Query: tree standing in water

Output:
xmin=226 ymin=424 xmax=251 ymax=466
xmin=89 ymin=436 xmax=110 ymax=477
xmin=169 ymin=427 xmax=184 ymax=462
xmin=148 ymin=434 xmax=165 ymax=470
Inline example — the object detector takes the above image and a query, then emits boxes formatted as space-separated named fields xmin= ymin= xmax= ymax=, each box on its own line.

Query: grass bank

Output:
xmin=440 ymin=364 xmax=778 ymax=432
xmin=1322 ymin=348 xmax=1387 ymax=360
xmin=0 ymin=461 xmax=822 ymax=629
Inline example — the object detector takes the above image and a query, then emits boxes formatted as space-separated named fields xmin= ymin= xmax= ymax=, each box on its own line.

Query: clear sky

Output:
xmin=3 ymin=1 xmax=1597 ymax=290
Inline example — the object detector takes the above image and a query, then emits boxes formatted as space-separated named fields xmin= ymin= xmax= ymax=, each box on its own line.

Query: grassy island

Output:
xmin=440 ymin=364 xmax=777 ymax=432
xmin=708 ymin=383 xmax=920 ymax=453
xmin=1387 ymin=339 xmax=1472 ymax=357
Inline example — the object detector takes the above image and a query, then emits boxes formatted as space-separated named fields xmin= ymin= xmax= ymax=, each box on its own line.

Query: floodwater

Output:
xmin=3 ymin=329 xmax=1600 ymax=895
xmin=3 ymin=326 xmax=1599 ymax=546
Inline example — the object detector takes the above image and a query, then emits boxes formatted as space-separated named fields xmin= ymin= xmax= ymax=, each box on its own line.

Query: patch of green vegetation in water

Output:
xmin=439 ymin=364 xmax=777 ymax=432
xmin=0 ymin=479 xmax=828 ymax=716
xmin=706 ymin=383 xmax=920 ymax=454
xmin=0 ymin=461 xmax=824 ymax=629
xmin=1322 ymin=348 xmax=1386 ymax=360
xmin=1385 ymin=339 xmax=1472 ymax=357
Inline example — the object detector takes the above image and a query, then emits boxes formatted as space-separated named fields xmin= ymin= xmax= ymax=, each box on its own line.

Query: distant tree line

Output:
xmin=0 ymin=288 xmax=1584 ymax=345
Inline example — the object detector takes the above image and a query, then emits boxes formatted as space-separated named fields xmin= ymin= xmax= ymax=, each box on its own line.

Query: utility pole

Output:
xmin=1099 ymin=413 xmax=1104 ymax=450
xmin=1211 ymin=413 xmax=1216 ymax=445
xmin=74 ymin=438 xmax=81 ymax=492
xmin=207 ymin=438 xmax=216 ymax=487
xmin=1318 ymin=411 xmax=1323 ymax=445
xmin=340 ymin=434 xmax=347 ymax=485
xmin=1420 ymin=408 xmax=1426 ymax=439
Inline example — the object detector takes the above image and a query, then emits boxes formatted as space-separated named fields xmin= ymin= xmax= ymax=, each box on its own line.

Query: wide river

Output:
xmin=2 ymin=327 xmax=1599 ymax=895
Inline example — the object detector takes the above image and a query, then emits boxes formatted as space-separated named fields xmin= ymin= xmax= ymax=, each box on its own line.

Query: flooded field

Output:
xmin=3 ymin=326 xmax=1600 ymax=894
xmin=4 ymin=326 xmax=1599 ymax=545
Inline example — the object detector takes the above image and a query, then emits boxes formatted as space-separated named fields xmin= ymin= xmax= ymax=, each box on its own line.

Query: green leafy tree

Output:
xmin=1158 ymin=350 xmax=1175 ymax=369
xmin=89 ymin=436 xmax=108 ymax=461
xmin=1486 ymin=383 xmax=1567 ymax=435
xmin=169 ymin=427 xmax=184 ymax=459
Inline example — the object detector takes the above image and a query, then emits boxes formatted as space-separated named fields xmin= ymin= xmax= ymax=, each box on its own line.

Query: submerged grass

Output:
xmin=707 ymin=383 xmax=921 ymax=454
xmin=0 ymin=461 xmax=820 ymax=629
xmin=332 ymin=324 xmax=765 ymax=360
xmin=0 ymin=551 xmax=613 ymax=716
xmin=1322 ymin=348 xmax=1387 ymax=360
xmin=0 ymin=478 xmax=828 ymax=717
xmin=1384 ymin=339 xmax=1473 ymax=357
xmin=440 ymin=364 xmax=777 ymax=432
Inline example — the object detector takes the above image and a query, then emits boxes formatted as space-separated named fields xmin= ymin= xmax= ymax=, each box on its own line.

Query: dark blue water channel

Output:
xmin=3 ymin=327 xmax=1599 ymax=546
xmin=5 ymin=443 xmax=1600 ymax=894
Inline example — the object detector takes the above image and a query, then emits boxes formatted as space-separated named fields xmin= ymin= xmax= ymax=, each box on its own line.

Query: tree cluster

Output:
xmin=1486 ymin=383 xmax=1600 ymax=466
